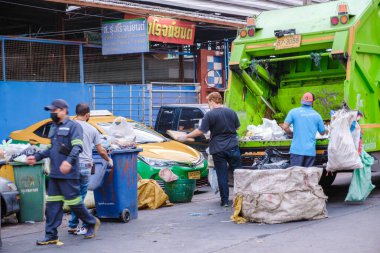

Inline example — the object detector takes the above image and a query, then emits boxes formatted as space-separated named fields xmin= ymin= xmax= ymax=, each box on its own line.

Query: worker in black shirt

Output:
xmin=178 ymin=92 xmax=241 ymax=207
xmin=27 ymin=99 xmax=100 ymax=245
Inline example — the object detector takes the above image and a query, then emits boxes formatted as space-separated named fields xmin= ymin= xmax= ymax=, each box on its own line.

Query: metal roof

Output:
xmin=134 ymin=0 xmax=334 ymax=17
xmin=44 ymin=0 xmax=334 ymax=27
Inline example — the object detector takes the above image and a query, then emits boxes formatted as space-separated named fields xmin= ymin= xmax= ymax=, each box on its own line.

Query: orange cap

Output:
xmin=301 ymin=92 xmax=314 ymax=105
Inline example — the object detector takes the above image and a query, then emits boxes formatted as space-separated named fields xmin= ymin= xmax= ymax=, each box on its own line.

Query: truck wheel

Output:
xmin=121 ymin=209 xmax=130 ymax=223
xmin=319 ymin=170 xmax=337 ymax=188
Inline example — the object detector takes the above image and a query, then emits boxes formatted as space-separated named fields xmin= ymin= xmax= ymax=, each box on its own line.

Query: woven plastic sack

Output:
xmin=326 ymin=110 xmax=363 ymax=172
xmin=234 ymin=167 xmax=327 ymax=224
xmin=345 ymin=151 xmax=375 ymax=202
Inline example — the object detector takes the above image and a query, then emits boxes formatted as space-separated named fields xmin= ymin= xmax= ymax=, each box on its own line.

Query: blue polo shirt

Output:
xmin=285 ymin=105 xmax=325 ymax=157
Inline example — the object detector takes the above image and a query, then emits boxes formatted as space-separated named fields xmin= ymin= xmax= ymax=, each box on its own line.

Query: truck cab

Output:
xmin=226 ymin=0 xmax=380 ymax=186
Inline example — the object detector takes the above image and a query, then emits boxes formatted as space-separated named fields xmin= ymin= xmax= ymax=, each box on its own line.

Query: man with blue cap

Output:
xmin=27 ymin=99 xmax=100 ymax=245
xmin=282 ymin=92 xmax=327 ymax=167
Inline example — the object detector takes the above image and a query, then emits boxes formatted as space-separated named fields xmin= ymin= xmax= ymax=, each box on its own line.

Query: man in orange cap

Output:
xmin=282 ymin=92 xmax=327 ymax=167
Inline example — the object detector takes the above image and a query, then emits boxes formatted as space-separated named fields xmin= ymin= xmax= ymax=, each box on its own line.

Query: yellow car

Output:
xmin=9 ymin=111 xmax=208 ymax=187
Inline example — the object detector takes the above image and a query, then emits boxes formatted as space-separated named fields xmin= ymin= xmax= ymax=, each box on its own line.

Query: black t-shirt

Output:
xmin=199 ymin=107 xmax=240 ymax=155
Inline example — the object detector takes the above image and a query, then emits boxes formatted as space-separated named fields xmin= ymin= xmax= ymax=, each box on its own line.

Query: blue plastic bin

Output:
xmin=93 ymin=148 xmax=142 ymax=223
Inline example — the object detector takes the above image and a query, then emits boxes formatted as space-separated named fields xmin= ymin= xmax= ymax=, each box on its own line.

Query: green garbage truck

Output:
xmin=225 ymin=0 xmax=380 ymax=186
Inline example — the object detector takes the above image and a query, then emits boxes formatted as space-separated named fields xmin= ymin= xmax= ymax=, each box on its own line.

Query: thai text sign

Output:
xmin=102 ymin=19 xmax=149 ymax=55
xmin=148 ymin=16 xmax=196 ymax=45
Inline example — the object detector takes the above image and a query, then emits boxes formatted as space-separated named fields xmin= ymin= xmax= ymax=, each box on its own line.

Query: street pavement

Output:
xmin=2 ymin=172 xmax=380 ymax=253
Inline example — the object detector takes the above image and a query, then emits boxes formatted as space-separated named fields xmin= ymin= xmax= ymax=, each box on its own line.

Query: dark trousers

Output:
xmin=45 ymin=178 xmax=96 ymax=239
xmin=212 ymin=146 xmax=242 ymax=204
xmin=290 ymin=154 xmax=316 ymax=167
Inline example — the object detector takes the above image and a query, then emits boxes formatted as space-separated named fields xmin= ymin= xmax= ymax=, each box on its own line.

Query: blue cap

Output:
xmin=44 ymin=99 xmax=69 ymax=111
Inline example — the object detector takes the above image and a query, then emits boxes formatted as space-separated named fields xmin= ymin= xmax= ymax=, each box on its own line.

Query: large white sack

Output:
xmin=326 ymin=110 xmax=363 ymax=172
xmin=234 ymin=167 xmax=328 ymax=224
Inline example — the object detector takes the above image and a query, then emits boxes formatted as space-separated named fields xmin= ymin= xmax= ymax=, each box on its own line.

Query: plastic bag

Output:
xmin=159 ymin=168 xmax=178 ymax=183
xmin=326 ymin=110 xmax=363 ymax=172
xmin=108 ymin=117 xmax=136 ymax=140
xmin=345 ymin=151 xmax=375 ymax=202
xmin=245 ymin=118 xmax=286 ymax=141
xmin=251 ymin=148 xmax=290 ymax=170
xmin=88 ymin=160 xmax=108 ymax=191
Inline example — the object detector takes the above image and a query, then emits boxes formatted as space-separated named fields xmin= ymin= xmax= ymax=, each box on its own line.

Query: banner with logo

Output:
xmin=102 ymin=19 xmax=149 ymax=55
xmin=148 ymin=16 xmax=196 ymax=45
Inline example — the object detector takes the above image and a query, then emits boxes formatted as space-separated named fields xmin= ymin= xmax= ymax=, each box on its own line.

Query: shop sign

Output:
xmin=102 ymin=19 xmax=149 ymax=55
xmin=148 ymin=16 xmax=196 ymax=45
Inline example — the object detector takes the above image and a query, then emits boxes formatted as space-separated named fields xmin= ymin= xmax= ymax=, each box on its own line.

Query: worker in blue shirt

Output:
xmin=27 ymin=99 xmax=100 ymax=245
xmin=282 ymin=92 xmax=327 ymax=167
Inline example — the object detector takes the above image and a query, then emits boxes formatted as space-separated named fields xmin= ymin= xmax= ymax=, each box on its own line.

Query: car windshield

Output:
xmin=96 ymin=122 xmax=167 ymax=144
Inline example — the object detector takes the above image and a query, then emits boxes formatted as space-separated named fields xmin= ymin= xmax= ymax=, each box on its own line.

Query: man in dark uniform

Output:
xmin=27 ymin=99 xmax=100 ymax=245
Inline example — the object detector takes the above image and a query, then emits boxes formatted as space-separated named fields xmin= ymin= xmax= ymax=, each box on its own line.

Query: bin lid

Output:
xmin=9 ymin=161 xmax=44 ymax=166
xmin=110 ymin=148 xmax=143 ymax=154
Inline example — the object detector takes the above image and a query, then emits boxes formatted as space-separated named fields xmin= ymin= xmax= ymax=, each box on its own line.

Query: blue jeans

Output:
xmin=68 ymin=165 xmax=91 ymax=228
xmin=290 ymin=154 xmax=316 ymax=167
xmin=212 ymin=146 xmax=242 ymax=205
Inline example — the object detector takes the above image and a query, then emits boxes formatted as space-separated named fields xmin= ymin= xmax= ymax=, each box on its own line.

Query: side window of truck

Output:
xmin=156 ymin=108 xmax=176 ymax=133
xmin=178 ymin=108 xmax=204 ymax=132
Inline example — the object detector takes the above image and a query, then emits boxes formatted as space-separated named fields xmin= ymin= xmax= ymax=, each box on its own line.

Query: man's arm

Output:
xmin=178 ymin=114 xmax=209 ymax=142
xmin=27 ymin=147 xmax=51 ymax=165
xmin=94 ymin=130 xmax=113 ymax=166
xmin=66 ymin=123 xmax=84 ymax=165
xmin=27 ymin=127 xmax=55 ymax=165
xmin=318 ymin=116 xmax=327 ymax=135
xmin=282 ymin=122 xmax=293 ymax=138
xmin=96 ymin=144 xmax=113 ymax=167
xmin=186 ymin=129 xmax=204 ymax=139
xmin=282 ymin=111 xmax=294 ymax=138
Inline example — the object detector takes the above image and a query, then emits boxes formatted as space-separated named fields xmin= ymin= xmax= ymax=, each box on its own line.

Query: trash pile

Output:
xmin=0 ymin=140 xmax=46 ymax=163
xmin=242 ymin=119 xmax=286 ymax=141
xmin=99 ymin=117 xmax=137 ymax=150
xmin=241 ymin=118 xmax=329 ymax=141
xmin=251 ymin=148 xmax=290 ymax=170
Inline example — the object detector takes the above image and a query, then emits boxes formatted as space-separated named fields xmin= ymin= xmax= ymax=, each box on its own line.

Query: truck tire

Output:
xmin=319 ymin=170 xmax=337 ymax=188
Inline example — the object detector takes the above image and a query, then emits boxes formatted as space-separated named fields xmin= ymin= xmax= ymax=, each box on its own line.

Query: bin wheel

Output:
xmin=121 ymin=209 xmax=130 ymax=223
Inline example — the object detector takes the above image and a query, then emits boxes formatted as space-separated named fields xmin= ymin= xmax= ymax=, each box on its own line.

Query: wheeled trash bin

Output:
xmin=10 ymin=161 xmax=45 ymax=223
xmin=93 ymin=149 xmax=141 ymax=223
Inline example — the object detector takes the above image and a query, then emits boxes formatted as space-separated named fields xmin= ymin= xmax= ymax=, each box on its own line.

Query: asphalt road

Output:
xmin=2 ymin=172 xmax=380 ymax=253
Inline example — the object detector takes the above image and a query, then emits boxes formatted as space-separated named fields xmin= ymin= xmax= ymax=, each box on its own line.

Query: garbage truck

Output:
xmin=225 ymin=0 xmax=380 ymax=186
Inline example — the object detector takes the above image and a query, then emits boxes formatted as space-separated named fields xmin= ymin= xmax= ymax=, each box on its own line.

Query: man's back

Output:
xmin=199 ymin=107 xmax=240 ymax=155
xmin=76 ymin=120 xmax=100 ymax=164
xmin=285 ymin=106 xmax=325 ymax=156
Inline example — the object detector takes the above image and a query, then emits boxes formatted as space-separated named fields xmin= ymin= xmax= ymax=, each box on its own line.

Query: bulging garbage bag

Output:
xmin=326 ymin=110 xmax=363 ymax=172
xmin=345 ymin=151 xmax=375 ymax=202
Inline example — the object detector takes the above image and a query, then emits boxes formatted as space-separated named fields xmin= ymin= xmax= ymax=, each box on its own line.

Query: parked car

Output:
xmin=9 ymin=111 xmax=208 ymax=187
xmin=154 ymin=104 xmax=210 ymax=154
xmin=0 ymin=175 xmax=20 ymax=219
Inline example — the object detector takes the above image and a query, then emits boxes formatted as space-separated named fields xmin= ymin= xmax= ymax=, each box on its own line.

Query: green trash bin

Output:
xmin=10 ymin=161 xmax=45 ymax=223
xmin=164 ymin=179 xmax=196 ymax=203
